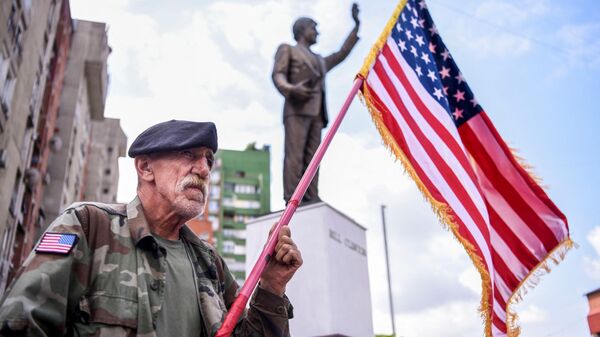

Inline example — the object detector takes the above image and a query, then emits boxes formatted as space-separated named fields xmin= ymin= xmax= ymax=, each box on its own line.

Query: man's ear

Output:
xmin=134 ymin=156 xmax=154 ymax=182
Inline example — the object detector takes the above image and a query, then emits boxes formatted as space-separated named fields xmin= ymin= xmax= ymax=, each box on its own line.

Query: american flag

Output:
xmin=358 ymin=0 xmax=572 ymax=336
xmin=35 ymin=232 xmax=78 ymax=254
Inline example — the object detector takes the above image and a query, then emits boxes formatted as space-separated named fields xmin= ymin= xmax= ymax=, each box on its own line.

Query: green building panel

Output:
xmin=210 ymin=143 xmax=271 ymax=281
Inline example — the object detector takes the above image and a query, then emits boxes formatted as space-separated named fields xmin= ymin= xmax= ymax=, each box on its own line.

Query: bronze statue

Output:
xmin=272 ymin=3 xmax=360 ymax=204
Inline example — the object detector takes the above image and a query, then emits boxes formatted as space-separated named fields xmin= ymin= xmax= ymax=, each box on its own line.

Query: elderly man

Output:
xmin=272 ymin=3 xmax=360 ymax=204
xmin=0 ymin=120 xmax=302 ymax=337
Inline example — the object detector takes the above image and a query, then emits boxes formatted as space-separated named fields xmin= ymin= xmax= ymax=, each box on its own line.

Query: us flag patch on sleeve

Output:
xmin=35 ymin=232 xmax=79 ymax=255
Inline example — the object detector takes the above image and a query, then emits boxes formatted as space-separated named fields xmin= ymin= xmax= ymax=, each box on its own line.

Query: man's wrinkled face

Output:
xmin=149 ymin=147 xmax=214 ymax=219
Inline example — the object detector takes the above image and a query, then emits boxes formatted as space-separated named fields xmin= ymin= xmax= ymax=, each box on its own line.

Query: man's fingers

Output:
xmin=275 ymin=236 xmax=294 ymax=252
xmin=282 ymin=249 xmax=303 ymax=267
xmin=275 ymin=243 xmax=293 ymax=261
xmin=278 ymin=226 xmax=291 ymax=239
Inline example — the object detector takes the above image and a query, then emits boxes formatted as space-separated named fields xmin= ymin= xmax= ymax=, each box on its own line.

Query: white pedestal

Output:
xmin=245 ymin=202 xmax=374 ymax=337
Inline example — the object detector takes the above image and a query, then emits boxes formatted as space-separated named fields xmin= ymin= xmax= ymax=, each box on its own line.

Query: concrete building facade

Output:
xmin=43 ymin=19 xmax=113 ymax=224
xmin=12 ymin=0 xmax=73 ymax=275
xmin=0 ymin=6 xmax=126 ymax=291
xmin=82 ymin=118 xmax=126 ymax=203
xmin=0 ymin=0 xmax=66 ymax=292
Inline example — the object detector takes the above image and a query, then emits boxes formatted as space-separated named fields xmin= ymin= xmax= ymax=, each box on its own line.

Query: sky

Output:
xmin=69 ymin=0 xmax=600 ymax=336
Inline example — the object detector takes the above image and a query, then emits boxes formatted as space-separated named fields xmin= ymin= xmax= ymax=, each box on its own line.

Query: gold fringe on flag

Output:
xmin=358 ymin=0 xmax=408 ymax=79
xmin=508 ymin=146 xmax=548 ymax=189
xmin=504 ymin=237 xmax=575 ymax=337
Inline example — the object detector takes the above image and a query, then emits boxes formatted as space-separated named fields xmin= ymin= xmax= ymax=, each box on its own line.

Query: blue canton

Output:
xmin=390 ymin=0 xmax=483 ymax=126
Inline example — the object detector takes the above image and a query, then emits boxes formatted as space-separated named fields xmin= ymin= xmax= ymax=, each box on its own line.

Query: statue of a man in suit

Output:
xmin=272 ymin=4 xmax=360 ymax=204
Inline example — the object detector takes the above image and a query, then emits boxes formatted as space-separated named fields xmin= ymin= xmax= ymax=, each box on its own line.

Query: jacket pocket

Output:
xmin=79 ymin=294 xmax=138 ymax=329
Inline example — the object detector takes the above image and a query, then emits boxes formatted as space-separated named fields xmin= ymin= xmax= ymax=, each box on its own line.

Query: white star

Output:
xmin=406 ymin=29 xmax=413 ymax=40
xmin=429 ymin=24 xmax=439 ymax=36
xmin=443 ymin=86 xmax=448 ymax=95
xmin=401 ymin=13 xmax=407 ymax=22
xmin=439 ymin=66 xmax=450 ymax=79
xmin=453 ymin=107 xmax=464 ymax=120
xmin=419 ymin=19 xmax=425 ymax=28
xmin=410 ymin=17 xmax=419 ymax=29
xmin=413 ymin=8 xmax=418 ymax=17
xmin=433 ymin=87 xmax=444 ymax=100
xmin=415 ymin=35 xmax=425 ymax=47
xmin=415 ymin=65 xmax=423 ymax=77
xmin=441 ymin=49 xmax=451 ymax=61
xmin=427 ymin=69 xmax=436 ymax=82
xmin=396 ymin=23 xmax=403 ymax=32
xmin=470 ymin=97 xmax=479 ymax=107
xmin=406 ymin=2 xmax=412 ymax=10
xmin=420 ymin=52 xmax=431 ymax=64
xmin=455 ymin=72 xmax=465 ymax=84
xmin=429 ymin=42 xmax=437 ymax=53
xmin=419 ymin=0 xmax=428 ymax=9
xmin=410 ymin=45 xmax=418 ymax=57
xmin=398 ymin=39 xmax=407 ymax=52
xmin=453 ymin=89 xmax=465 ymax=102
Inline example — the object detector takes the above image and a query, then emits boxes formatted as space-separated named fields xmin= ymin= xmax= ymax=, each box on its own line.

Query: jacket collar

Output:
xmin=126 ymin=196 xmax=155 ymax=247
xmin=126 ymin=196 xmax=210 ymax=253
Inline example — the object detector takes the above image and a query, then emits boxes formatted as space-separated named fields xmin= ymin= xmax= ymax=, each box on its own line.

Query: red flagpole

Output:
xmin=215 ymin=76 xmax=364 ymax=337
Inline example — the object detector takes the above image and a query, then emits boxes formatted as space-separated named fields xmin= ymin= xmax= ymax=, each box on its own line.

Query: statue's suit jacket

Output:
xmin=272 ymin=28 xmax=359 ymax=128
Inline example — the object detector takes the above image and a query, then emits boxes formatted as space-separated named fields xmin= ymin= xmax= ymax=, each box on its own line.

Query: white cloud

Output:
xmin=589 ymin=227 xmax=600 ymax=256
xmin=396 ymin=300 xmax=482 ymax=337
xmin=518 ymin=304 xmax=547 ymax=323
xmin=584 ymin=227 xmax=600 ymax=280
xmin=459 ymin=267 xmax=482 ymax=295
xmin=474 ymin=0 xmax=549 ymax=26
xmin=556 ymin=22 xmax=600 ymax=69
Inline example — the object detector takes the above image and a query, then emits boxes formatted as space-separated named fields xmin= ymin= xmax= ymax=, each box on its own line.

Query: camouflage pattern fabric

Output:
xmin=0 ymin=197 xmax=292 ymax=337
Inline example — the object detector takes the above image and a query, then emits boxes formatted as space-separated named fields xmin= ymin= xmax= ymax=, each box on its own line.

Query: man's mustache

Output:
xmin=177 ymin=175 xmax=207 ymax=192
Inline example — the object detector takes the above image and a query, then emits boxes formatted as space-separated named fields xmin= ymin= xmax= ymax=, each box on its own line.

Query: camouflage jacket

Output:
xmin=0 ymin=197 xmax=292 ymax=337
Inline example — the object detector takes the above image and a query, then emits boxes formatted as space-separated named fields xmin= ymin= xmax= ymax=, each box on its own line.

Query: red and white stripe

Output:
xmin=37 ymin=233 xmax=74 ymax=253
xmin=363 ymin=37 xmax=568 ymax=336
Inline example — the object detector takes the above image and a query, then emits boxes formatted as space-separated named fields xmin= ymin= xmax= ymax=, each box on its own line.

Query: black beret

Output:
xmin=128 ymin=120 xmax=218 ymax=157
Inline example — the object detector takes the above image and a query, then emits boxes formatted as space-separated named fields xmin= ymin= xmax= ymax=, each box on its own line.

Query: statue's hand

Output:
xmin=290 ymin=79 xmax=316 ymax=101
xmin=351 ymin=3 xmax=360 ymax=26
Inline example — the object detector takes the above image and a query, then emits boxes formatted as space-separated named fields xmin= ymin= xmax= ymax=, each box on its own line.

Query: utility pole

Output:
xmin=381 ymin=205 xmax=396 ymax=337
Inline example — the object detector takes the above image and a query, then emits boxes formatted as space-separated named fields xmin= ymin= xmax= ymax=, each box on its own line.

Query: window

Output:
xmin=209 ymin=185 xmax=220 ymax=198
xmin=102 ymin=188 xmax=109 ymax=194
xmin=107 ymin=146 xmax=113 ymax=154
xmin=234 ymin=184 xmax=256 ymax=194
xmin=234 ymin=214 xmax=254 ymax=223
xmin=8 ymin=1 xmax=26 ymax=63
xmin=9 ymin=170 xmax=22 ymax=216
xmin=104 ymin=168 xmax=111 ymax=176
xmin=208 ymin=200 xmax=219 ymax=213
xmin=223 ymin=228 xmax=246 ymax=240
xmin=1 ymin=71 xmax=16 ymax=115
xmin=210 ymin=170 xmax=220 ymax=183
xmin=223 ymin=241 xmax=235 ymax=254
xmin=235 ymin=171 xmax=246 ymax=178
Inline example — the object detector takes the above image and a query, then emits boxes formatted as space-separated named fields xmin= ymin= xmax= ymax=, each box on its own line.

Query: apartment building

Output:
xmin=206 ymin=143 xmax=271 ymax=283
xmin=0 ymin=0 xmax=66 ymax=292
xmin=0 ymin=4 xmax=126 ymax=291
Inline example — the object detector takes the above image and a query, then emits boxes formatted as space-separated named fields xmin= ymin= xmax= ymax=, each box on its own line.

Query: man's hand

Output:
xmin=289 ymin=79 xmax=316 ymax=101
xmin=260 ymin=225 xmax=302 ymax=297
xmin=352 ymin=3 xmax=360 ymax=27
